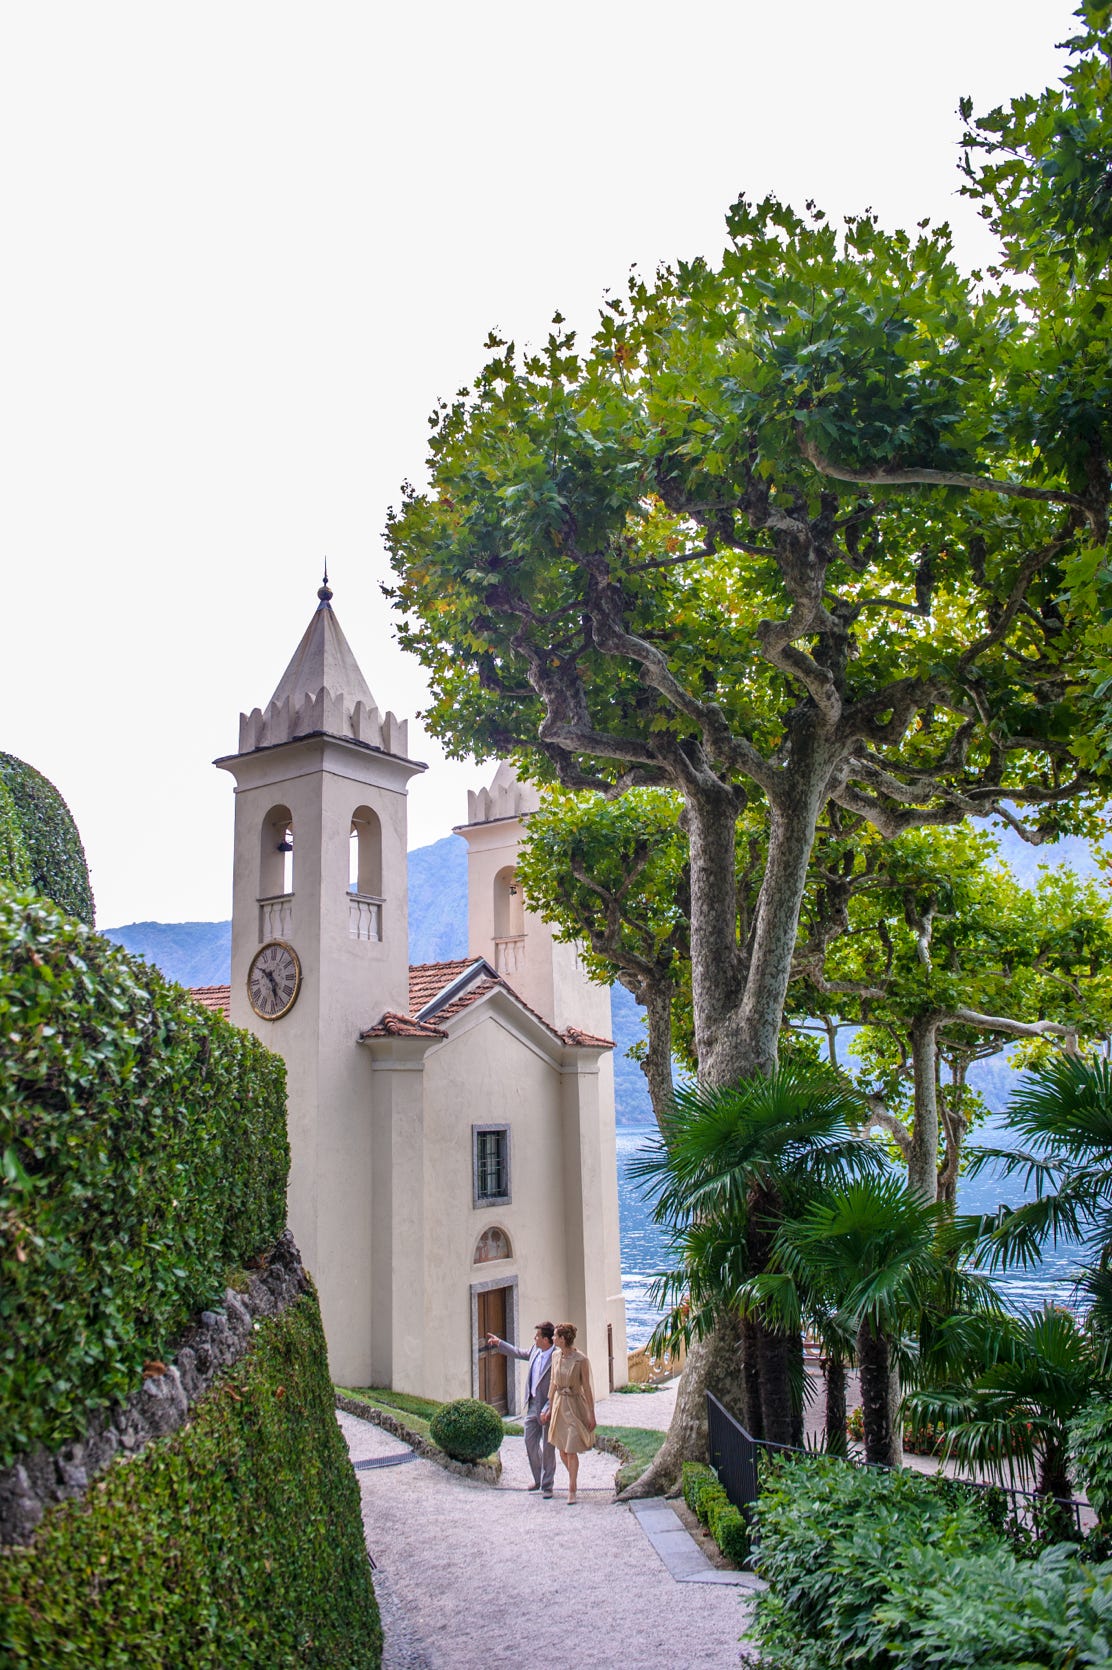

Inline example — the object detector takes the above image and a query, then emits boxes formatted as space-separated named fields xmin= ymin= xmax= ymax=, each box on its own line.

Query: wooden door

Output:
xmin=477 ymin=1287 xmax=508 ymax=1413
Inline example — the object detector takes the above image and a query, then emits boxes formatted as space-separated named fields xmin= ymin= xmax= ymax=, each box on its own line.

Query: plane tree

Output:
xmin=385 ymin=16 xmax=1112 ymax=1479
xmin=387 ymin=201 xmax=1108 ymax=1105
xmin=512 ymin=787 xmax=690 ymax=1128
xmin=794 ymin=832 xmax=1112 ymax=1200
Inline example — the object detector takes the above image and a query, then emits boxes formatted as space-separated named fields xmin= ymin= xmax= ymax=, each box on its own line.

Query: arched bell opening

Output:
xmin=260 ymin=805 xmax=294 ymax=899
xmin=348 ymin=805 xmax=383 ymax=941
xmin=492 ymin=866 xmax=525 ymax=975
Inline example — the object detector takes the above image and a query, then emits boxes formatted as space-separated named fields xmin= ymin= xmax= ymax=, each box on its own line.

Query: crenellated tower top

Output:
xmin=236 ymin=575 xmax=410 ymax=759
xmin=465 ymin=760 xmax=539 ymax=827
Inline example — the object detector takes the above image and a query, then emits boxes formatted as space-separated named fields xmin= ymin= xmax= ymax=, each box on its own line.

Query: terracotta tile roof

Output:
xmin=360 ymin=961 xmax=615 ymax=1053
xmin=408 ymin=960 xmax=476 ymax=1013
xmin=562 ymin=1025 xmax=616 ymax=1050
xmin=359 ymin=1010 xmax=447 ymax=1040
xmin=191 ymin=985 xmax=231 ymax=1018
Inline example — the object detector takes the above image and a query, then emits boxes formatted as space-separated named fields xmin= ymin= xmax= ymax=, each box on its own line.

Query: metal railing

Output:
xmin=706 ymin=1391 xmax=1090 ymax=1542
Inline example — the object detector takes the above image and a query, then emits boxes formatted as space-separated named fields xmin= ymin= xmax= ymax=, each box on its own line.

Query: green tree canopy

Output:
xmin=796 ymin=830 xmax=1112 ymax=1198
xmin=386 ymin=14 xmax=1112 ymax=1096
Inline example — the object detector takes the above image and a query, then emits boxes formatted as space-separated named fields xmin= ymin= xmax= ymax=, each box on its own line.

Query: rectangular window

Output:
xmin=473 ymin=1125 xmax=510 ymax=1206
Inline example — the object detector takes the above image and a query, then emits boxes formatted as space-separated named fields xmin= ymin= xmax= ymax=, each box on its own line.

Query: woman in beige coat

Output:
xmin=542 ymin=1323 xmax=596 ymax=1504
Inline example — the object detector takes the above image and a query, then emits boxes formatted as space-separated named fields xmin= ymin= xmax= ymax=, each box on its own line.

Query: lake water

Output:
xmin=617 ymin=1120 xmax=1086 ymax=1348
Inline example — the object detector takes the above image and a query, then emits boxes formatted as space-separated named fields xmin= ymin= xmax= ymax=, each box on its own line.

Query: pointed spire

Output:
xmin=235 ymin=570 xmax=411 ymax=759
xmin=266 ymin=571 xmax=375 ymax=715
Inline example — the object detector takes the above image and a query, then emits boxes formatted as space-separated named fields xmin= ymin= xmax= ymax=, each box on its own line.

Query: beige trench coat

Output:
xmin=546 ymin=1347 xmax=596 ymax=1453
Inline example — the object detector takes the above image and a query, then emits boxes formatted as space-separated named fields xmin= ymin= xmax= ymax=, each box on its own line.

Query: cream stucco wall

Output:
xmin=218 ymin=733 xmax=421 ymax=1386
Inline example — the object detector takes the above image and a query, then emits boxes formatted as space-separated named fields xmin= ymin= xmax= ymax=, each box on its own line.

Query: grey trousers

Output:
xmin=524 ymin=1408 xmax=556 ymax=1490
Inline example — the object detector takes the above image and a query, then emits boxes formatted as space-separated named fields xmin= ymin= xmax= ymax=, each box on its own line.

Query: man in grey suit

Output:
xmin=486 ymin=1321 xmax=556 ymax=1497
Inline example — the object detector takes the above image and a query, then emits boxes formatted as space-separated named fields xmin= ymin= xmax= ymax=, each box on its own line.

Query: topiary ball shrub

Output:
xmin=429 ymin=1397 xmax=504 ymax=1463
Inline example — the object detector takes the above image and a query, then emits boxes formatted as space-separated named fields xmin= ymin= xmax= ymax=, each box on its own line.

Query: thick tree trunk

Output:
xmin=823 ymin=1357 xmax=847 ymax=1456
xmin=1037 ymin=1443 xmax=1076 ymax=1542
xmin=908 ymin=1015 xmax=941 ymax=1202
xmin=741 ymin=1316 xmax=764 ymax=1439
xmin=757 ymin=1326 xmax=797 ymax=1449
xmin=688 ymin=782 xmax=831 ymax=1086
xmin=856 ymin=1318 xmax=894 ymax=1468
xmin=628 ymin=752 xmax=837 ymax=1487
xmin=937 ymin=1061 xmax=969 ymax=1206
xmin=616 ymin=1314 xmax=745 ymax=1499
xmin=636 ymin=973 xmax=676 ymax=1133
xmin=886 ymin=1362 xmax=904 ymax=1468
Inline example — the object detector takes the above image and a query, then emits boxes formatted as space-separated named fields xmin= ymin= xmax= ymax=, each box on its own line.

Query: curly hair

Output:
xmin=554 ymin=1322 xmax=578 ymax=1347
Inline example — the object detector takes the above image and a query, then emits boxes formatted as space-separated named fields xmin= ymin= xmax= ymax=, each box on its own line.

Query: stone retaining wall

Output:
xmin=0 ymin=1230 xmax=309 ymax=1546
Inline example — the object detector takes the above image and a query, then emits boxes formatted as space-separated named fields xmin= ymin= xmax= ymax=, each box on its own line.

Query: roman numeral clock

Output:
xmin=247 ymin=939 xmax=302 ymax=1021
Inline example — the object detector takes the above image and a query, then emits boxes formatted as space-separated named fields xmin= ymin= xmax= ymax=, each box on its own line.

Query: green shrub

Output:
xmin=0 ymin=752 xmax=94 ymax=924
xmin=694 ymin=1476 xmax=729 ymax=1524
xmin=874 ymin=1542 xmax=1112 ymax=1670
xmin=0 ymin=1291 xmax=382 ymax=1669
xmin=1071 ymin=1396 xmax=1112 ymax=1527
xmin=428 ymin=1397 xmax=504 ymax=1462
xmin=0 ymin=886 xmax=288 ymax=1463
xmin=748 ymin=1453 xmax=1105 ymax=1670
xmin=683 ymin=1459 xmax=715 ymax=1512
xmin=711 ymin=1502 xmax=751 ymax=1564
xmin=679 ymin=1461 xmax=750 ymax=1563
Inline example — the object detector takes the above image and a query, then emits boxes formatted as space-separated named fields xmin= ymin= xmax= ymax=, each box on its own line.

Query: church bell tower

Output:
xmin=215 ymin=576 xmax=424 ymax=1381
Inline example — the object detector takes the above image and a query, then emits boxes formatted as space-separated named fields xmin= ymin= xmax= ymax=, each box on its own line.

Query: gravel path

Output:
xmin=339 ymin=1384 xmax=757 ymax=1669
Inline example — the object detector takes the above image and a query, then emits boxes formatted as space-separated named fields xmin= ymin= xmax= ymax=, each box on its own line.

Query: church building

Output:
xmin=209 ymin=580 xmax=628 ymax=1410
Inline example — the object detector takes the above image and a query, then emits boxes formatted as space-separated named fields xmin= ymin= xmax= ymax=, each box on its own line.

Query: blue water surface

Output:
xmin=617 ymin=1117 xmax=1087 ymax=1348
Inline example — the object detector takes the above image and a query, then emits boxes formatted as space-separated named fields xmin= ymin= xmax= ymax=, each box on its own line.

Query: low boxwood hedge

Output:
xmin=0 ymin=1290 xmax=382 ymax=1668
xmin=681 ymin=1460 xmax=750 ymax=1563
xmin=0 ymin=886 xmax=288 ymax=1463
xmin=749 ymin=1452 xmax=1112 ymax=1670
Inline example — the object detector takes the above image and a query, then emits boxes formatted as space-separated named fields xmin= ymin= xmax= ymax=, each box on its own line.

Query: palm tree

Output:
xmin=773 ymin=1174 xmax=998 ymax=1465
xmin=965 ymin=1056 xmax=1112 ymax=1323
xmin=906 ymin=1307 xmax=1107 ymax=1527
xmin=634 ymin=1064 xmax=883 ymax=1448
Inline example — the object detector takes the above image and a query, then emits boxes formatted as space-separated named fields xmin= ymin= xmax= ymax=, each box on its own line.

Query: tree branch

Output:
xmin=943 ymin=1008 xmax=1080 ymax=1054
xmin=796 ymin=431 xmax=1096 ymax=525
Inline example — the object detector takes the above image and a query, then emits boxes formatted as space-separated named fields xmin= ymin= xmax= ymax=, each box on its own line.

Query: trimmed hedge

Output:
xmin=0 ymin=1291 xmax=382 ymax=1668
xmin=0 ymin=886 xmax=288 ymax=1464
xmin=681 ymin=1461 xmax=750 ymax=1563
xmin=428 ymin=1397 xmax=504 ymax=1462
xmin=750 ymin=1453 xmax=1112 ymax=1669
xmin=0 ymin=752 xmax=94 ymax=925
xmin=0 ymin=774 xmax=31 ymax=892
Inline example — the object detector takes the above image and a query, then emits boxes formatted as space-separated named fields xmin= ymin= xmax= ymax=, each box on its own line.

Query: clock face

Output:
xmin=247 ymin=940 xmax=302 ymax=1020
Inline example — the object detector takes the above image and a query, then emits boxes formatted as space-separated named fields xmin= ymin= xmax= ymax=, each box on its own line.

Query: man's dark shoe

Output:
xmin=541 ymin=1489 xmax=553 ymax=1498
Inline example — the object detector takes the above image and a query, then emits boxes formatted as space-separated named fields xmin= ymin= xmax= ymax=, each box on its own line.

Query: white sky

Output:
xmin=0 ymin=1 xmax=1078 ymax=927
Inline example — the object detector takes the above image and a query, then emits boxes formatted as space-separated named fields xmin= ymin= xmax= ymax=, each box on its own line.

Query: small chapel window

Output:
xmin=473 ymin=1226 xmax=512 ymax=1264
xmin=473 ymin=1125 xmax=510 ymax=1207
